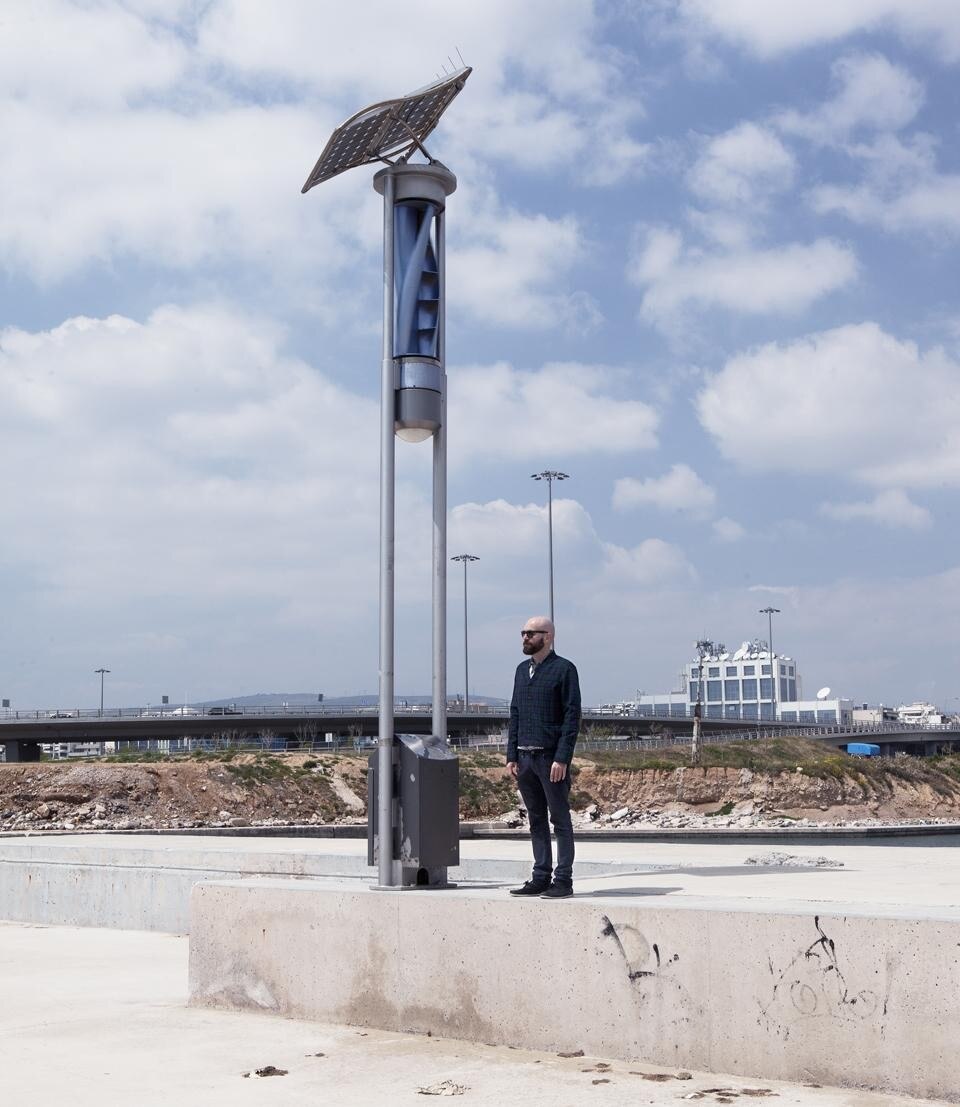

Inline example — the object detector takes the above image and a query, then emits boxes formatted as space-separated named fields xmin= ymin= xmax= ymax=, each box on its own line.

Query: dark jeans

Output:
xmin=516 ymin=750 xmax=574 ymax=885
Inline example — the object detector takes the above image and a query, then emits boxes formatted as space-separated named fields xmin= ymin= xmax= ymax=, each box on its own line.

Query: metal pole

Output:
xmin=451 ymin=554 xmax=478 ymax=713
xmin=547 ymin=477 xmax=555 ymax=624
xmin=433 ymin=204 xmax=447 ymax=749
xmin=378 ymin=171 xmax=396 ymax=888
xmin=760 ymin=607 xmax=780 ymax=723
xmin=462 ymin=557 xmax=469 ymax=712
xmin=432 ymin=388 xmax=447 ymax=743
xmin=95 ymin=668 xmax=109 ymax=718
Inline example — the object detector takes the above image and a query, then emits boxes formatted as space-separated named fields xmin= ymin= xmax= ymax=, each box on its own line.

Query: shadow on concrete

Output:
xmin=580 ymin=886 xmax=684 ymax=897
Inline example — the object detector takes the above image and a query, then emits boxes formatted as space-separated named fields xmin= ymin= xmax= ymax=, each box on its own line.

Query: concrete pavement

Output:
xmin=0 ymin=921 xmax=949 ymax=1107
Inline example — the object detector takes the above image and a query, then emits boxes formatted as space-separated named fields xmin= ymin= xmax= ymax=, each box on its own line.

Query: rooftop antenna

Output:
xmin=302 ymin=67 xmax=472 ymax=891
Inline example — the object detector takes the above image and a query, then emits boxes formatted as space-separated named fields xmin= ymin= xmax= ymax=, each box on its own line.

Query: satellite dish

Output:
xmin=732 ymin=647 xmax=746 ymax=661
xmin=816 ymin=687 xmax=831 ymax=701
xmin=719 ymin=652 xmax=729 ymax=661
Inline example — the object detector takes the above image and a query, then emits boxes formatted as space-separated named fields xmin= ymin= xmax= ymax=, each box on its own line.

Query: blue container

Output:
xmin=846 ymin=742 xmax=880 ymax=757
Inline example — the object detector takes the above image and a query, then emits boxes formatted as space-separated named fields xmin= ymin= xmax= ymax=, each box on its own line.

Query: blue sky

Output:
xmin=3 ymin=1 xmax=960 ymax=711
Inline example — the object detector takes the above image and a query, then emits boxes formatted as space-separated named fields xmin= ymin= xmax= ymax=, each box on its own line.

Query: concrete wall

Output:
xmin=0 ymin=838 xmax=649 ymax=932
xmin=189 ymin=879 xmax=960 ymax=1102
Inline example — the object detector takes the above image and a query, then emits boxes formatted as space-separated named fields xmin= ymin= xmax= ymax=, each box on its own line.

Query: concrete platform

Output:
xmin=188 ymin=875 xmax=960 ymax=1102
xmin=5 ymin=833 xmax=960 ymax=1097
xmin=0 ymin=921 xmax=948 ymax=1107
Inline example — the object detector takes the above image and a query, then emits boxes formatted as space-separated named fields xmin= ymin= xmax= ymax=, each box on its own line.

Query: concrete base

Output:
xmin=189 ymin=879 xmax=960 ymax=1102
xmin=0 ymin=835 xmax=655 ymax=932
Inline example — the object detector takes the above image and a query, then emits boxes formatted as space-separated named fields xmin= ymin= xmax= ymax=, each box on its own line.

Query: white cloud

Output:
xmin=0 ymin=0 xmax=640 ymax=332
xmin=777 ymin=53 xmax=924 ymax=141
xmin=812 ymin=170 xmax=960 ymax=236
xmin=687 ymin=123 xmax=795 ymax=205
xmin=449 ymin=361 xmax=659 ymax=462
xmin=0 ymin=2 xmax=187 ymax=107
xmin=820 ymin=489 xmax=932 ymax=529
xmin=449 ymin=208 xmax=588 ymax=329
xmin=601 ymin=539 xmax=696 ymax=586
xmin=697 ymin=322 xmax=960 ymax=488
xmin=628 ymin=226 xmax=858 ymax=334
xmin=672 ymin=1 xmax=960 ymax=62
xmin=0 ymin=303 xmax=386 ymax=608
xmin=449 ymin=498 xmax=595 ymax=559
xmin=712 ymin=517 xmax=746 ymax=542
xmin=613 ymin=464 xmax=716 ymax=518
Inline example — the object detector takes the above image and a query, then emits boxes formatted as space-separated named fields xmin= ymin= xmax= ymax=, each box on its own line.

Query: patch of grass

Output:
xmin=302 ymin=760 xmax=318 ymax=770
xmin=224 ymin=755 xmax=293 ymax=786
xmin=104 ymin=750 xmax=171 ymax=764
xmin=706 ymin=801 xmax=736 ymax=817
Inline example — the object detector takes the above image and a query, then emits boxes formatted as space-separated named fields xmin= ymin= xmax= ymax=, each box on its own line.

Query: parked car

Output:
xmin=207 ymin=706 xmax=242 ymax=716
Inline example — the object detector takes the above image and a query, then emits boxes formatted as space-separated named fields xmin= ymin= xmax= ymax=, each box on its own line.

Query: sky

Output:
xmin=3 ymin=1 xmax=960 ymax=712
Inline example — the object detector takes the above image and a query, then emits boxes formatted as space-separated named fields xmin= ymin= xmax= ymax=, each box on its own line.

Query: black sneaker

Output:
xmin=539 ymin=882 xmax=573 ymax=899
xmin=509 ymin=880 xmax=550 ymax=896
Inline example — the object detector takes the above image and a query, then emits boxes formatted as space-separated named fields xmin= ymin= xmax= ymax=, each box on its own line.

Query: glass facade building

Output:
xmin=633 ymin=640 xmax=853 ymax=725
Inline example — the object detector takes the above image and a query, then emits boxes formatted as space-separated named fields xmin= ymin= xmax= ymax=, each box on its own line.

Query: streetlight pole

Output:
xmin=450 ymin=554 xmax=478 ymax=711
xmin=94 ymin=668 xmax=110 ymax=718
xmin=531 ymin=470 xmax=569 ymax=623
xmin=759 ymin=607 xmax=780 ymax=721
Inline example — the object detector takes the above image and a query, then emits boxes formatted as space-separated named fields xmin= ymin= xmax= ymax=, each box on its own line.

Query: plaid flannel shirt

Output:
xmin=507 ymin=650 xmax=581 ymax=765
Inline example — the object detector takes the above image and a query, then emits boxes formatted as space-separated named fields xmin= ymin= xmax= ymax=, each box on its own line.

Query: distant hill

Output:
xmin=198 ymin=692 xmax=508 ymax=709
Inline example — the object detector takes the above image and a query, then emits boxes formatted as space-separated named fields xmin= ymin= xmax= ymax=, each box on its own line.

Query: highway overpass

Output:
xmin=2 ymin=705 xmax=960 ymax=760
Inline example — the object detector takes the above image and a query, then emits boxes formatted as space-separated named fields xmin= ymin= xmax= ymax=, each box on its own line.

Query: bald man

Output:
xmin=506 ymin=616 xmax=581 ymax=899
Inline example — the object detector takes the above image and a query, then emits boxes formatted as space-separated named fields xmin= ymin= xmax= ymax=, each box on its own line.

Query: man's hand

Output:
xmin=549 ymin=761 xmax=567 ymax=783
xmin=507 ymin=760 xmax=518 ymax=778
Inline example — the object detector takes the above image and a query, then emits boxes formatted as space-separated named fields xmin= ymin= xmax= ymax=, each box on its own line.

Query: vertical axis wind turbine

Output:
xmin=302 ymin=67 xmax=471 ymax=889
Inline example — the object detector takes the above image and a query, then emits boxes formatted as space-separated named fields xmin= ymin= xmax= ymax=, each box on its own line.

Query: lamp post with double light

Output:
xmin=531 ymin=470 xmax=569 ymax=624
xmin=94 ymin=668 xmax=110 ymax=718
xmin=450 ymin=554 xmax=479 ymax=712
xmin=759 ymin=606 xmax=780 ymax=721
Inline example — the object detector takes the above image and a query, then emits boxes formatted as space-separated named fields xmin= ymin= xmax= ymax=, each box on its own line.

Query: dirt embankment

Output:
xmin=3 ymin=743 xmax=960 ymax=832
xmin=570 ymin=763 xmax=960 ymax=825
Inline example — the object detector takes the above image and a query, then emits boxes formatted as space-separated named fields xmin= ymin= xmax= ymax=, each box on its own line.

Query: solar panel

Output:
xmin=301 ymin=67 xmax=472 ymax=193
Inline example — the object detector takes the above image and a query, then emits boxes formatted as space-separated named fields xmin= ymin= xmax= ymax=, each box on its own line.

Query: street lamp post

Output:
xmin=692 ymin=639 xmax=715 ymax=765
xmin=301 ymin=67 xmax=471 ymax=889
xmin=94 ymin=668 xmax=110 ymax=718
xmin=759 ymin=607 xmax=780 ymax=721
xmin=450 ymin=554 xmax=479 ymax=711
xmin=531 ymin=470 xmax=569 ymax=623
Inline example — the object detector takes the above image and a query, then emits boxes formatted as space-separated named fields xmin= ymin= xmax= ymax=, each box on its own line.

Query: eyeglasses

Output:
xmin=520 ymin=630 xmax=545 ymax=638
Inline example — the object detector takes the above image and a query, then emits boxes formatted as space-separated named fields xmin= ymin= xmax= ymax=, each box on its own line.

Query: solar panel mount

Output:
xmin=301 ymin=67 xmax=472 ymax=194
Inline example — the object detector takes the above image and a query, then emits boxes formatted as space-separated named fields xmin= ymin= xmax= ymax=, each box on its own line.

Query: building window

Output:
xmin=800 ymin=710 xmax=816 ymax=723
xmin=788 ymin=666 xmax=794 ymax=676
xmin=724 ymin=679 xmax=739 ymax=700
xmin=689 ymin=682 xmax=699 ymax=703
xmin=781 ymin=711 xmax=798 ymax=722
xmin=707 ymin=680 xmax=722 ymax=701
xmin=637 ymin=704 xmax=652 ymax=716
xmin=788 ymin=679 xmax=797 ymax=701
xmin=670 ymin=703 xmax=687 ymax=717
xmin=743 ymin=665 xmax=755 ymax=675
xmin=726 ymin=666 xmax=737 ymax=676
xmin=759 ymin=677 xmax=773 ymax=699
xmin=780 ymin=664 xmax=787 ymax=675
xmin=708 ymin=667 xmax=720 ymax=678
xmin=779 ymin=678 xmax=789 ymax=701
xmin=816 ymin=709 xmax=837 ymax=724
xmin=761 ymin=664 xmax=771 ymax=676
xmin=760 ymin=702 xmax=773 ymax=720
xmin=742 ymin=678 xmax=757 ymax=699
xmin=706 ymin=705 xmax=723 ymax=719
xmin=742 ymin=703 xmax=758 ymax=719
xmin=725 ymin=704 xmax=740 ymax=719
xmin=654 ymin=703 xmax=671 ymax=716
